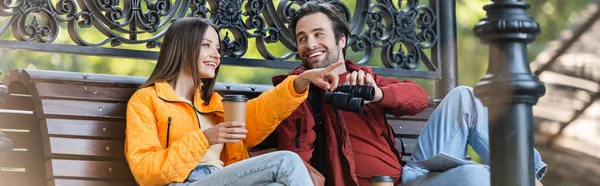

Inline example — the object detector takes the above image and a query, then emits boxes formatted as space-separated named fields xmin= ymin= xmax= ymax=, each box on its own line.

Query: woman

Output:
xmin=125 ymin=18 xmax=341 ymax=186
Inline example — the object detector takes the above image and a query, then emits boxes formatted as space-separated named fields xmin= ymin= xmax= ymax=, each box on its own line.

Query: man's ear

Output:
xmin=338 ymin=35 xmax=346 ymax=49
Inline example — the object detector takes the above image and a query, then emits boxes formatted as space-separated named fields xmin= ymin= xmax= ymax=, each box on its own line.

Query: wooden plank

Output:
xmin=0 ymin=94 xmax=34 ymax=111
xmin=401 ymin=155 xmax=412 ymax=163
xmin=398 ymin=138 xmax=417 ymax=156
xmin=21 ymin=69 xmax=274 ymax=93
xmin=389 ymin=120 xmax=427 ymax=138
xmin=43 ymin=119 xmax=125 ymax=140
xmin=25 ymin=108 xmax=49 ymax=186
xmin=22 ymin=69 xmax=146 ymax=87
xmin=49 ymin=179 xmax=138 ymax=186
xmin=38 ymin=99 xmax=126 ymax=119
xmin=0 ymin=169 xmax=28 ymax=186
xmin=389 ymin=106 xmax=435 ymax=121
xmin=34 ymin=83 xmax=137 ymax=102
xmin=45 ymin=137 xmax=124 ymax=158
xmin=0 ymin=110 xmax=35 ymax=130
xmin=45 ymin=159 xmax=133 ymax=180
xmin=3 ymin=69 xmax=23 ymax=86
xmin=0 ymin=150 xmax=28 ymax=168
xmin=3 ymin=70 xmax=29 ymax=95
xmin=2 ymin=131 xmax=28 ymax=149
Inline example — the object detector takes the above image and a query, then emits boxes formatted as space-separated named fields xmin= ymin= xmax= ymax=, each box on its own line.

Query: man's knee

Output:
xmin=447 ymin=86 xmax=474 ymax=98
xmin=446 ymin=164 xmax=490 ymax=186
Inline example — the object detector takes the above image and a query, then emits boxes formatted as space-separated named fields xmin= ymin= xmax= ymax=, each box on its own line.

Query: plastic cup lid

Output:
xmin=222 ymin=95 xmax=248 ymax=102
xmin=369 ymin=175 xmax=395 ymax=182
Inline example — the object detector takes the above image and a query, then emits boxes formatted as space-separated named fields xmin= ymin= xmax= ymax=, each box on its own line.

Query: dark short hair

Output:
xmin=290 ymin=1 xmax=350 ymax=56
xmin=141 ymin=18 xmax=220 ymax=105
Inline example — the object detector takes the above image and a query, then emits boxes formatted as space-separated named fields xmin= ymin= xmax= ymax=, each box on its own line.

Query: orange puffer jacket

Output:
xmin=125 ymin=76 xmax=307 ymax=186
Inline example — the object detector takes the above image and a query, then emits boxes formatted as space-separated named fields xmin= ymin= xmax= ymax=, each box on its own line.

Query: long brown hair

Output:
xmin=141 ymin=18 xmax=220 ymax=105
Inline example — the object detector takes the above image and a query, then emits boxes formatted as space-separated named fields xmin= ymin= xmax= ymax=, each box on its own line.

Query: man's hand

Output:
xmin=293 ymin=61 xmax=344 ymax=93
xmin=344 ymin=70 xmax=383 ymax=103
xmin=203 ymin=121 xmax=248 ymax=145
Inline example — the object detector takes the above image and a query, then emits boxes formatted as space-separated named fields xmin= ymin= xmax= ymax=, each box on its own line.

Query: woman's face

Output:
xmin=197 ymin=27 xmax=221 ymax=78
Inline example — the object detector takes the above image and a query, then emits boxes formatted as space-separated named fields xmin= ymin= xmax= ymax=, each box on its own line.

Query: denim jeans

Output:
xmin=169 ymin=151 xmax=313 ymax=186
xmin=401 ymin=86 xmax=548 ymax=186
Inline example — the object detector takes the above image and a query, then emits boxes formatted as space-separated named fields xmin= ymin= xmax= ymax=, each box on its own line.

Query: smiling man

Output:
xmin=272 ymin=1 xmax=547 ymax=186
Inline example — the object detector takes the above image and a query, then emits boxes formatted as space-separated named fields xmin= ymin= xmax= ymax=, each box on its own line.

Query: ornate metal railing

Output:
xmin=0 ymin=0 xmax=445 ymax=78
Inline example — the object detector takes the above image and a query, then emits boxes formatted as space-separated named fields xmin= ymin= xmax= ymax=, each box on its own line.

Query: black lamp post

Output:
xmin=473 ymin=1 xmax=545 ymax=186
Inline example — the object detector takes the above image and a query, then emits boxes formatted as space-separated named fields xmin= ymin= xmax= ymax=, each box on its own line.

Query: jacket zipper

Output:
xmin=166 ymin=117 xmax=172 ymax=148
xmin=159 ymin=97 xmax=251 ymax=158
xmin=295 ymin=119 xmax=301 ymax=148
xmin=159 ymin=97 xmax=207 ymax=129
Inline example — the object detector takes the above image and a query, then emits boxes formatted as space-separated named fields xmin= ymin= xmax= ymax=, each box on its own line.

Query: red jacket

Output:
xmin=272 ymin=60 xmax=428 ymax=186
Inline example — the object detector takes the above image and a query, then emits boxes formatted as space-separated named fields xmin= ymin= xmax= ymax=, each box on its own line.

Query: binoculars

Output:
xmin=324 ymin=85 xmax=375 ymax=113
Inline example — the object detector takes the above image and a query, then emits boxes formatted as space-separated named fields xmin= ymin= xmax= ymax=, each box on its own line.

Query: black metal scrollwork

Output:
xmin=0 ymin=0 xmax=440 ymax=76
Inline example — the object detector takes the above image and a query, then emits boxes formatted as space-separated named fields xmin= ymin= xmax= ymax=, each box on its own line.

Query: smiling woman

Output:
xmin=123 ymin=17 xmax=344 ymax=186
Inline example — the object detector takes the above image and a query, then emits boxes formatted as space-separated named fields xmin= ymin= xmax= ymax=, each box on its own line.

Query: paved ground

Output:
xmin=536 ymin=135 xmax=600 ymax=186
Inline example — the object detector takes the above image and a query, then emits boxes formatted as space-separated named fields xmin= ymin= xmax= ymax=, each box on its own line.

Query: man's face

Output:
xmin=295 ymin=12 xmax=346 ymax=69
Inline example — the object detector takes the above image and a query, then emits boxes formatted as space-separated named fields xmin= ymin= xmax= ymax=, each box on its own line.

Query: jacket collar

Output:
xmin=153 ymin=81 xmax=224 ymax=113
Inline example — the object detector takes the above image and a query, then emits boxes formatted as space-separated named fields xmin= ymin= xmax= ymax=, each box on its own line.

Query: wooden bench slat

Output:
xmin=0 ymin=110 xmax=35 ymax=130
xmin=46 ymin=137 xmax=124 ymax=158
xmin=389 ymin=120 xmax=426 ymax=138
xmin=19 ymin=69 xmax=273 ymax=94
xmin=43 ymin=119 xmax=125 ymax=140
xmin=0 ymin=150 xmax=28 ymax=168
xmin=49 ymin=179 xmax=138 ymax=186
xmin=398 ymin=138 xmax=417 ymax=156
xmin=401 ymin=154 xmax=412 ymax=162
xmin=389 ymin=107 xmax=435 ymax=121
xmin=34 ymin=83 xmax=137 ymax=102
xmin=45 ymin=159 xmax=133 ymax=180
xmin=38 ymin=99 xmax=126 ymax=119
xmin=22 ymin=69 xmax=147 ymax=86
xmin=0 ymin=94 xmax=34 ymax=111
xmin=5 ymin=77 xmax=29 ymax=95
xmin=3 ymin=131 xmax=28 ymax=149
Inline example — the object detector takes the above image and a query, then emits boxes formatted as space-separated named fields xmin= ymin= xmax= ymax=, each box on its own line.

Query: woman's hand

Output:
xmin=293 ymin=61 xmax=344 ymax=93
xmin=203 ymin=121 xmax=248 ymax=145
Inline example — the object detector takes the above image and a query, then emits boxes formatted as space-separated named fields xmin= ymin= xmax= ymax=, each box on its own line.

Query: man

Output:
xmin=272 ymin=1 xmax=547 ymax=186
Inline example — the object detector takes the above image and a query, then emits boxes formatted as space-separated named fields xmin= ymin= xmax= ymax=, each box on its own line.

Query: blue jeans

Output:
xmin=401 ymin=86 xmax=547 ymax=186
xmin=169 ymin=151 xmax=313 ymax=186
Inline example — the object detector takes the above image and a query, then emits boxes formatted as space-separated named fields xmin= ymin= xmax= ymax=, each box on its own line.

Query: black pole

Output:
xmin=0 ymin=71 xmax=13 ymax=161
xmin=473 ymin=1 xmax=544 ymax=186
xmin=434 ymin=0 xmax=458 ymax=98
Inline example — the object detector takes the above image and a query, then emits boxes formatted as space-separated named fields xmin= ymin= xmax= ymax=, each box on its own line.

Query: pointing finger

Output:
xmin=323 ymin=61 xmax=344 ymax=73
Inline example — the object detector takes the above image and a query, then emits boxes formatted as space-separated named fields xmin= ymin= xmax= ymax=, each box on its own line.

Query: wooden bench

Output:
xmin=0 ymin=68 xmax=433 ymax=185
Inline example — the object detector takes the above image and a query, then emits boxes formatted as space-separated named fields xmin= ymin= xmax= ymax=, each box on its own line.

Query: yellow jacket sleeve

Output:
xmin=244 ymin=75 xmax=309 ymax=147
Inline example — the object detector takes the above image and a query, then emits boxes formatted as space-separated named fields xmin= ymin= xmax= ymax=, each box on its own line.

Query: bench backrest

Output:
xmin=0 ymin=68 xmax=431 ymax=185
xmin=0 ymin=69 xmax=269 ymax=185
